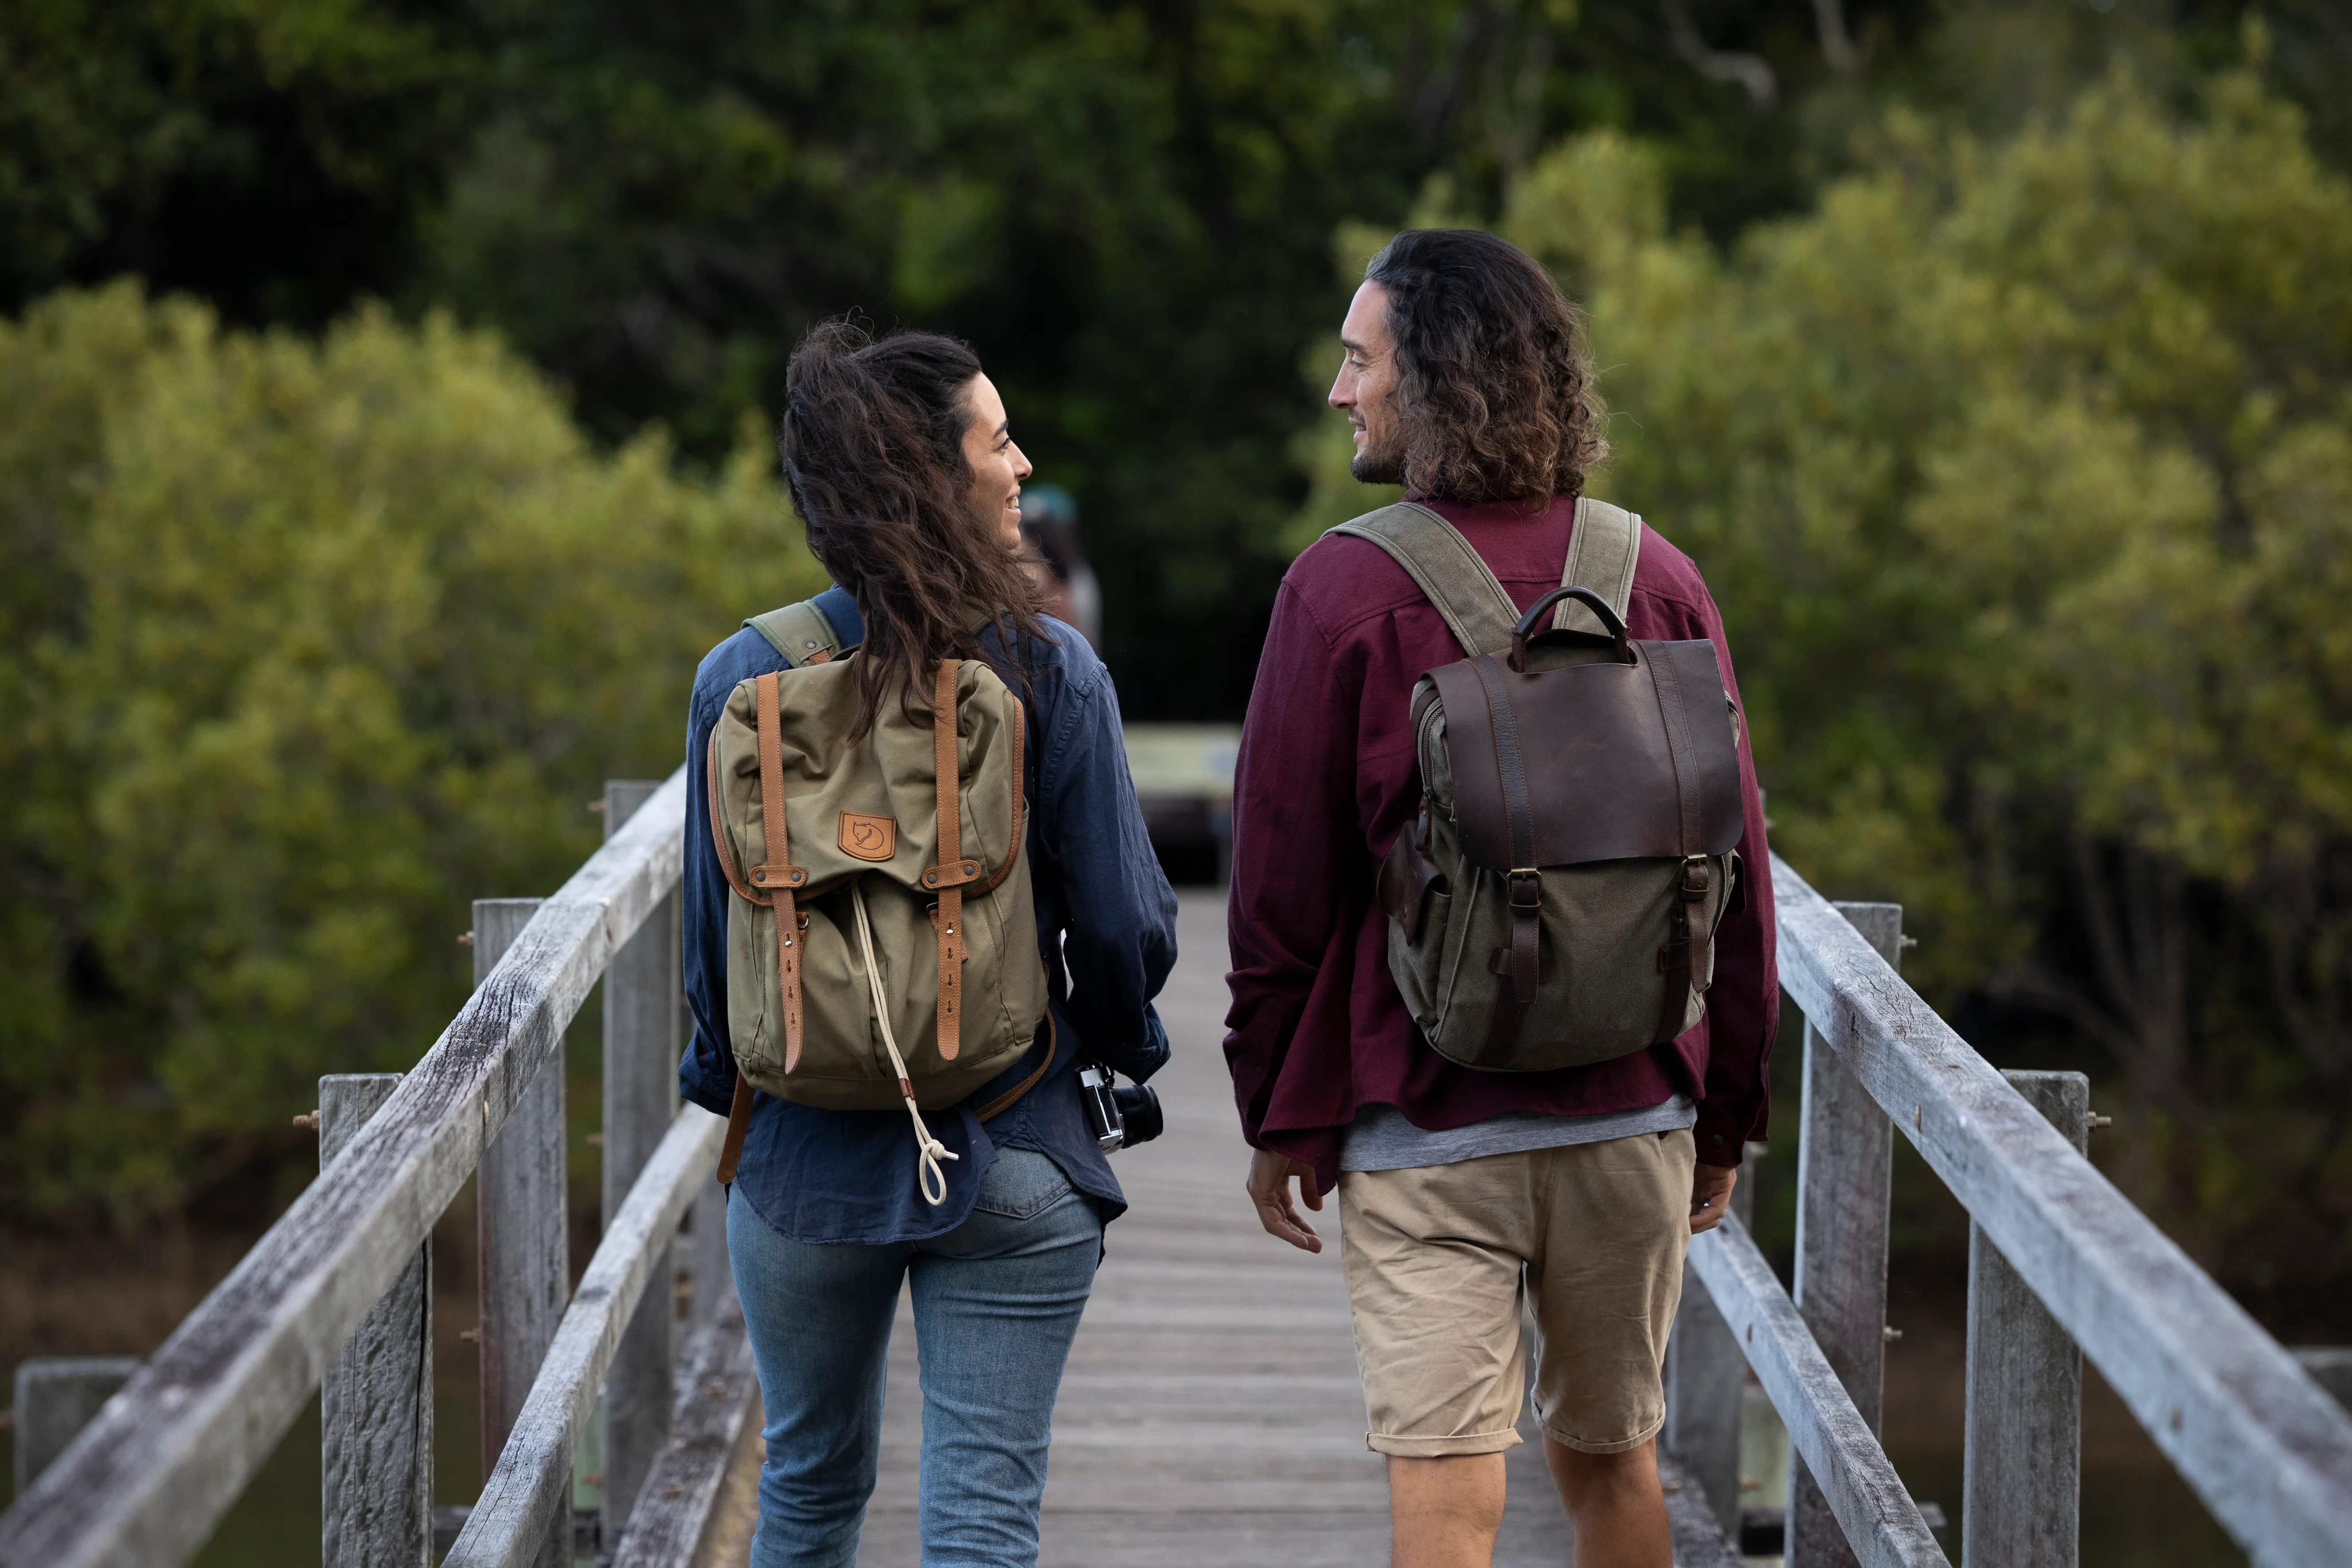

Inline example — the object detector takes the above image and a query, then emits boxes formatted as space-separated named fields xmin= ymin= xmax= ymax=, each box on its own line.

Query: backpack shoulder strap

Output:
xmin=1328 ymin=502 xmax=1522 ymax=658
xmin=745 ymin=590 xmax=858 ymax=666
xmin=1554 ymin=497 xmax=1643 ymax=636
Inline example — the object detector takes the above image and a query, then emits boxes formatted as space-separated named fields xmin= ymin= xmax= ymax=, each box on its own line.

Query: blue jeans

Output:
xmin=728 ymin=1148 xmax=1104 ymax=1568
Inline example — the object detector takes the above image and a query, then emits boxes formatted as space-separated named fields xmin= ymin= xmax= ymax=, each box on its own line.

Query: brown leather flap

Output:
xmin=1431 ymin=637 xmax=1743 ymax=870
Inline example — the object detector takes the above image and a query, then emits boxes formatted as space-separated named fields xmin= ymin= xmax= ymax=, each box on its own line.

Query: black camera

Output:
xmin=1077 ymin=1061 xmax=1163 ymax=1152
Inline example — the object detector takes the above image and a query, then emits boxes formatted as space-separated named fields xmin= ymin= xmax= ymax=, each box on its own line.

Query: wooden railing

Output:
xmin=0 ymin=769 xmax=756 ymax=1568
xmin=1665 ymin=858 xmax=2352 ymax=1568
xmin=5 ymin=790 xmax=2352 ymax=1568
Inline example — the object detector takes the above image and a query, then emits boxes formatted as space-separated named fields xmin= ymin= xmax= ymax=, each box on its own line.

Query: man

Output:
xmin=1223 ymin=229 xmax=1776 ymax=1568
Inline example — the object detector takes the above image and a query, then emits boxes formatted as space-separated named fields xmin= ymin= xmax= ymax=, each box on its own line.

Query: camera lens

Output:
xmin=1111 ymin=1084 xmax=1163 ymax=1147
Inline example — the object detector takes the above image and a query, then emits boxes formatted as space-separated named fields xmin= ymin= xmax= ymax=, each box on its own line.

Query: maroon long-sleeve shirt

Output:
xmin=1223 ymin=494 xmax=1778 ymax=1188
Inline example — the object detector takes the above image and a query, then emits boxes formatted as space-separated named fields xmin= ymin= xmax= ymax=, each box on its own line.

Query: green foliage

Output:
xmin=1483 ymin=70 xmax=2352 ymax=1280
xmin=0 ymin=284 xmax=823 ymax=1223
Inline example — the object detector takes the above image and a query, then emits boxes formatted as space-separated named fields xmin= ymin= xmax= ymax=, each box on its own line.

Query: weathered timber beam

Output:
xmin=608 ymin=1284 xmax=759 ymax=1568
xmin=1658 ymin=1448 xmax=1744 ymax=1568
xmin=444 ymin=1105 xmax=724 ymax=1568
xmin=0 ymin=768 xmax=689 ymax=1568
xmin=1686 ymin=1214 xmax=1947 ymax=1568
xmin=319 ymin=1074 xmax=433 ymax=1568
xmin=10 ymin=1360 xmax=139 ymax=1497
xmin=602 ymin=779 xmax=682 ymax=1540
xmin=1963 ymin=1070 xmax=2088 ymax=1568
xmin=1788 ymin=901 xmax=1902 ymax=1568
xmin=1769 ymin=853 xmax=2352 ymax=1568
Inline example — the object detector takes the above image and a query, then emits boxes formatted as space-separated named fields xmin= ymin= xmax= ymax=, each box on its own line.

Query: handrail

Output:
xmin=0 ymin=767 xmax=690 ymax=1568
xmin=1687 ymin=1216 xmax=1945 ymax=1568
xmin=448 ymin=1104 xmax=724 ymax=1568
xmin=1768 ymin=853 xmax=2352 ymax=1568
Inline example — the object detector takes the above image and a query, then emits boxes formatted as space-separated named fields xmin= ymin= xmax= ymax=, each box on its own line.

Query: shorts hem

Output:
xmin=1536 ymin=1411 xmax=1665 ymax=1456
xmin=1365 ymin=1428 xmax=1524 ymax=1458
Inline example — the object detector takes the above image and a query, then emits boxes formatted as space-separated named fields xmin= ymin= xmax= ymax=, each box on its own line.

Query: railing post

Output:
xmin=1666 ymin=1148 xmax=1758 ymax=1535
xmin=687 ymin=1180 xmax=730 ymax=1328
xmin=602 ymin=780 xmax=681 ymax=1535
xmin=11 ymin=1359 xmax=138 ymax=1497
xmin=319 ymin=1074 xmax=433 ymax=1568
xmin=473 ymin=897 xmax=569 ymax=1568
xmin=1963 ymin=1070 xmax=2088 ymax=1568
xmin=1786 ymin=901 xmax=1902 ymax=1568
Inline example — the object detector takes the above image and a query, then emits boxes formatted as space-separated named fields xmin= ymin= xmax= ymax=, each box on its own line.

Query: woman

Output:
xmin=677 ymin=322 xmax=1177 ymax=1566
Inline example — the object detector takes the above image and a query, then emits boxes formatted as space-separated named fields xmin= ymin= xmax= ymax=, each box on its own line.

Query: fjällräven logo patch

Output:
xmin=839 ymin=813 xmax=897 ymax=862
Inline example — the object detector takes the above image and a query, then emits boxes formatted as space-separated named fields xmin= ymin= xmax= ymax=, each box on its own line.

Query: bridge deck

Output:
xmin=835 ymin=891 xmax=1579 ymax=1566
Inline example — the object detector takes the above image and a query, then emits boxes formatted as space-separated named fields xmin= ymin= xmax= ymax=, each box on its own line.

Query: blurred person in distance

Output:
xmin=1018 ymin=482 xmax=1101 ymax=648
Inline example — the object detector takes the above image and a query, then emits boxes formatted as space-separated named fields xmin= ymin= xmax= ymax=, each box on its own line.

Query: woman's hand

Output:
xmin=1246 ymin=1147 xmax=1325 ymax=1253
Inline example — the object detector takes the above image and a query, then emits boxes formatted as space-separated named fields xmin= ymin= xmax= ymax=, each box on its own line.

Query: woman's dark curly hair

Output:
xmin=1365 ymin=229 xmax=1608 ymax=505
xmin=778 ymin=320 xmax=1045 ymax=735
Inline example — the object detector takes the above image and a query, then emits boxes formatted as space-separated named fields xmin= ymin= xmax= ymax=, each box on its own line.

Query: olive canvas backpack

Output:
xmin=1339 ymin=499 xmax=1746 ymax=1074
xmin=706 ymin=599 xmax=1050 ymax=1202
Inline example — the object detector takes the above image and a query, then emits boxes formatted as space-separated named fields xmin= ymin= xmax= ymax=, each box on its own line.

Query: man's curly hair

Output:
xmin=1365 ymin=229 xmax=1608 ymax=505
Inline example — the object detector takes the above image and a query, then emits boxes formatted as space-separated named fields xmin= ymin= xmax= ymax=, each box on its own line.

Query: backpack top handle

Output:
xmin=1509 ymin=584 xmax=1631 ymax=672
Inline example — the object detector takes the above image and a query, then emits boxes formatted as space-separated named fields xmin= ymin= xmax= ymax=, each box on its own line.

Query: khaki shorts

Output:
xmin=1337 ymin=1128 xmax=1694 ymax=1457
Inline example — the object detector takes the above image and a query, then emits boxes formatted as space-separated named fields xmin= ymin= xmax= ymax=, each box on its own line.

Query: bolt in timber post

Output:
xmin=1786 ymin=902 xmax=1903 ymax=1568
xmin=472 ymin=897 xmax=568 ymax=1568
xmin=1963 ymin=1070 xmax=2089 ymax=1568
xmin=319 ymin=1074 xmax=432 ymax=1568
xmin=601 ymin=781 xmax=681 ymax=1537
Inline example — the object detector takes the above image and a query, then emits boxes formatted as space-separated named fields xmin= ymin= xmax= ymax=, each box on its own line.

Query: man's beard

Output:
xmin=1349 ymin=429 xmax=1405 ymax=486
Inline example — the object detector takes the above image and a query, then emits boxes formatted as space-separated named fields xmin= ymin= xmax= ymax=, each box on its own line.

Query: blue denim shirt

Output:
xmin=679 ymin=587 xmax=1178 ymax=1244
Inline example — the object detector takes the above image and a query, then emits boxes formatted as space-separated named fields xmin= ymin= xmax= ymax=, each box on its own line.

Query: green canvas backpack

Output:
xmin=706 ymin=606 xmax=1049 ymax=1203
xmin=1340 ymin=498 xmax=1746 ymax=1074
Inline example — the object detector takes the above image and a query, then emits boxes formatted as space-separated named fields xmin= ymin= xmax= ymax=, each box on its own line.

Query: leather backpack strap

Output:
xmin=746 ymin=599 xmax=845 ymax=665
xmin=923 ymin=660 xmax=981 ymax=1063
xmin=1329 ymin=502 xmax=1521 ymax=658
xmin=1646 ymin=643 xmax=1717 ymax=1043
xmin=1554 ymin=497 xmax=1643 ymax=637
xmin=752 ymin=673 xmax=808 ymax=1071
xmin=716 ymin=1074 xmax=756 ymax=1185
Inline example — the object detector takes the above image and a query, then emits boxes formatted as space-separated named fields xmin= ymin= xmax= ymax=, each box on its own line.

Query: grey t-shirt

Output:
xmin=1339 ymin=1094 xmax=1696 ymax=1173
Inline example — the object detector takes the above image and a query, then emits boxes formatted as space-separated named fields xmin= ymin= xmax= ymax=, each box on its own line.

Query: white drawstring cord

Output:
xmin=849 ymin=879 xmax=959 ymax=1205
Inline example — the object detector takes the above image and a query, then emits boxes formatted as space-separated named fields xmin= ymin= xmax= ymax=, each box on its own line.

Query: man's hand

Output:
xmin=1690 ymin=1163 xmax=1738 ymax=1235
xmin=1246 ymin=1147 xmax=1325 ymax=1253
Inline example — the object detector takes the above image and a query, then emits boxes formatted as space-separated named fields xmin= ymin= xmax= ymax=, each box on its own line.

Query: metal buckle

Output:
xmin=1680 ymin=856 xmax=1711 ymax=899
xmin=1507 ymin=868 xmax=1543 ymax=909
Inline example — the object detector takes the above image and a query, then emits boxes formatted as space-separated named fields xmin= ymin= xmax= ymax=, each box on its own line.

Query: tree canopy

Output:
xmin=6 ymin=0 xmax=2352 ymax=1298
xmin=0 ymin=285 xmax=821 ymax=1220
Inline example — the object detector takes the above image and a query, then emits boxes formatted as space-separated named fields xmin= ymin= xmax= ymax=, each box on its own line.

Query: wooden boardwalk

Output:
xmin=847 ymin=891 xmax=1581 ymax=1567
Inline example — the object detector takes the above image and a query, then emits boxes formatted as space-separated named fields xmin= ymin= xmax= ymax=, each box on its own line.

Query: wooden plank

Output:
xmin=2296 ymin=1350 xmax=2352 ymax=1413
xmin=1962 ymin=1070 xmax=2087 ymax=1568
xmin=319 ymin=1074 xmax=433 ymax=1568
xmin=685 ymin=1180 xmax=728 ymax=1331
xmin=1660 ymin=1448 xmax=1744 ymax=1568
xmin=1788 ymin=902 xmax=1902 ymax=1568
xmin=445 ymin=1105 xmax=724 ymax=1568
xmin=1770 ymin=852 xmax=2352 ymax=1568
xmin=1686 ymin=1212 xmax=1947 ymax=1568
xmin=1665 ymin=1264 xmax=1746 ymax=1537
xmin=607 ymin=1284 xmax=759 ymax=1568
xmin=1665 ymin=1142 xmax=1760 ymax=1536
xmin=472 ymin=899 xmax=568 ymax=1568
xmin=858 ymin=892 xmax=1390 ymax=1568
xmin=10 ymin=1360 xmax=139 ymax=1495
xmin=603 ymin=779 xmax=682 ymax=1537
xmin=0 ymin=768 xmax=688 ymax=1568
